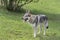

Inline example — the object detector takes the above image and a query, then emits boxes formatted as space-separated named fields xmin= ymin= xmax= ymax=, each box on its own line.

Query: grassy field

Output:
xmin=0 ymin=0 xmax=60 ymax=40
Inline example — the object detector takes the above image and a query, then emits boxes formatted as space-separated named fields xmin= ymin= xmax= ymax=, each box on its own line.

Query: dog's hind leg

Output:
xmin=43 ymin=24 xmax=46 ymax=35
xmin=40 ymin=23 xmax=42 ymax=34
xmin=43 ymin=20 xmax=48 ymax=35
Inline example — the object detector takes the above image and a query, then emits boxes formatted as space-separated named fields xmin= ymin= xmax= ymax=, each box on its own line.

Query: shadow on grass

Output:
xmin=1 ymin=8 xmax=60 ymax=21
xmin=7 ymin=8 xmax=26 ymax=13
xmin=37 ymin=34 xmax=60 ymax=40
xmin=30 ymin=10 xmax=60 ymax=21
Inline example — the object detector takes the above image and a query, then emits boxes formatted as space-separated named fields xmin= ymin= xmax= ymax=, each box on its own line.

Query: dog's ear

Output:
xmin=28 ymin=10 xmax=32 ymax=17
xmin=28 ymin=13 xmax=31 ymax=17
xmin=26 ymin=10 xmax=31 ymax=13
xmin=26 ymin=10 xmax=31 ymax=17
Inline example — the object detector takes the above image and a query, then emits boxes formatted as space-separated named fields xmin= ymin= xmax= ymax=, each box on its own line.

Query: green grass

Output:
xmin=0 ymin=0 xmax=60 ymax=40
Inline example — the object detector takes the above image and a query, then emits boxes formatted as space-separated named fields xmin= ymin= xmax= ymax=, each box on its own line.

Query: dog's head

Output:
xmin=22 ymin=10 xmax=31 ymax=22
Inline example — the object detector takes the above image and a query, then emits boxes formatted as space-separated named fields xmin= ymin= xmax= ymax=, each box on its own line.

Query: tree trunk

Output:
xmin=6 ymin=0 xmax=34 ymax=11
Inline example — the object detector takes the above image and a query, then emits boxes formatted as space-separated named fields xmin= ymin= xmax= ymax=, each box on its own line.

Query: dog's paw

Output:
xmin=34 ymin=34 xmax=36 ymax=38
xmin=43 ymin=32 xmax=45 ymax=35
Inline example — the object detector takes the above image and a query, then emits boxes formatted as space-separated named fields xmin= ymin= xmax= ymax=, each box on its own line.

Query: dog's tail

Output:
xmin=45 ymin=20 xmax=48 ymax=29
xmin=45 ymin=17 xmax=48 ymax=29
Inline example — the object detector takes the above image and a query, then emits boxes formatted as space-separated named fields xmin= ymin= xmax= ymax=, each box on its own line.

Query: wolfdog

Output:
xmin=22 ymin=10 xmax=48 ymax=37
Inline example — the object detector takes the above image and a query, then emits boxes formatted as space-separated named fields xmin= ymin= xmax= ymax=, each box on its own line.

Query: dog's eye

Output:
xmin=25 ymin=16 xmax=28 ymax=17
xmin=25 ymin=15 xmax=29 ymax=17
xmin=28 ymin=15 xmax=31 ymax=17
xmin=25 ymin=14 xmax=31 ymax=17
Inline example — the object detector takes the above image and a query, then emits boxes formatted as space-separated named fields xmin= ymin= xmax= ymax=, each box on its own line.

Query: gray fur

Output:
xmin=22 ymin=11 xmax=48 ymax=37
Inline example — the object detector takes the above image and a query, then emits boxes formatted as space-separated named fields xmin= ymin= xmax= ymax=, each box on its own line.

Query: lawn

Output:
xmin=0 ymin=0 xmax=60 ymax=40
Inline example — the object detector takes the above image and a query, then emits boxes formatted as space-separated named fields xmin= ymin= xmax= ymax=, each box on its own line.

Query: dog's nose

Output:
xmin=25 ymin=18 xmax=28 ymax=21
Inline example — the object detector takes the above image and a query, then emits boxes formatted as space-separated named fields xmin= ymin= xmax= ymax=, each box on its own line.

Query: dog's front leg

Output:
xmin=33 ymin=23 xmax=37 ymax=37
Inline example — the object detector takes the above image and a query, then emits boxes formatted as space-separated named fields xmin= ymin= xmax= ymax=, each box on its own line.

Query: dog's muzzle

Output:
xmin=24 ymin=18 xmax=28 ymax=21
xmin=22 ymin=17 xmax=28 ymax=21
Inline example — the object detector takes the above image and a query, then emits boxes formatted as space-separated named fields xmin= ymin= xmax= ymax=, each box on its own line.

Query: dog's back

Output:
xmin=38 ymin=15 xmax=48 ymax=28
